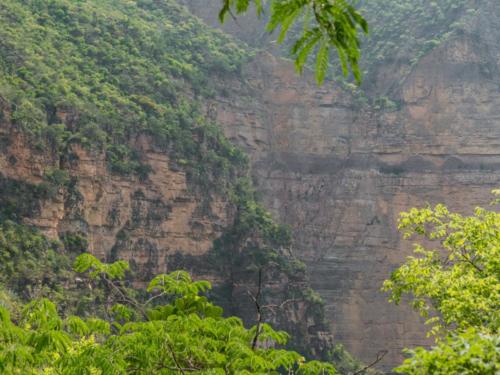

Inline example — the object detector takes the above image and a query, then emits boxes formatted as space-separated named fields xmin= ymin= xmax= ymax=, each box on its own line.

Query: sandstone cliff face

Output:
xmin=1 ymin=0 xmax=499 ymax=371
xmin=0 ymin=126 xmax=232 ymax=273
xmin=200 ymin=1 xmax=500 ymax=370
xmin=0 ymin=96 xmax=331 ymax=360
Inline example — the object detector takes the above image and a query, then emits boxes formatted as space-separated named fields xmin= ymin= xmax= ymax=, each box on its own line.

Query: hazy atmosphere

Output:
xmin=0 ymin=1 xmax=498 ymax=374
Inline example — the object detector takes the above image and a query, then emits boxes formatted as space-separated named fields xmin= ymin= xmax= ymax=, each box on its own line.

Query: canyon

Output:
xmin=0 ymin=0 xmax=499 ymax=372
xmin=191 ymin=0 xmax=500 ymax=369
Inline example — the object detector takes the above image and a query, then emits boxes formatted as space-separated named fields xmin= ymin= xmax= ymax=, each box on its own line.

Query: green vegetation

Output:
xmin=0 ymin=176 xmax=49 ymax=221
xmin=397 ymin=330 xmax=498 ymax=375
xmin=220 ymin=0 xmax=368 ymax=84
xmin=0 ymin=253 xmax=335 ymax=374
xmin=383 ymin=192 xmax=500 ymax=374
xmin=226 ymin=0 xmax=475 ymax=89
xmin=210 ymin=178 xmax=331 ymax=358
xmin=358 ymin=0 xmax=472 ymax=76
xmin=0 ymin=220 xmax=124 ymax=318
xmin=0 ymin=1 xmax=351 ymax=368
xmin=0 ymin=0 xmax=248 ymax=183
xmin=1 ymin=0 xmax=497 ymax=373
xmin=0 ymin=221 xmax=70 ymax=302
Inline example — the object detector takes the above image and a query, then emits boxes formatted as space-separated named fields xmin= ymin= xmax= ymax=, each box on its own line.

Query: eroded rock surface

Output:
xmin=1 ymin=0 xmax=499 ymax=371
xmin=205 ymin=2 xmax=500 ymax=368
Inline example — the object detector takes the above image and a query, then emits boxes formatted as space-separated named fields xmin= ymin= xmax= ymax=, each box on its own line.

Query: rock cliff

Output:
xmin=195 ymin=0 xmax=500 ymax=370
xmin=0 ymin=0 xmax=335 ymax=361
xmin=0 ymin=92 xmax=332 ymax=363
xmin=1 ymin=0 xmax=499 ymax=372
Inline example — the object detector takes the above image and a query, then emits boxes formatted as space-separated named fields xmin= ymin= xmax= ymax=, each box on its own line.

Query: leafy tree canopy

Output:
xmin=219 ymin=0 xmax=368 ymax=85
xmin=0 ymin=253 xmax=336 ymax=374
xmin=0 ymin=0 xmax=249 ymax=182
xmin=383 ymin=192 xmax=500 ymax=374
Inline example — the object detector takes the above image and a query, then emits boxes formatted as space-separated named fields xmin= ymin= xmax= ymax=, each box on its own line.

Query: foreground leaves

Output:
xmin=0 ymin=254 xmax=335 ymax=374
xmin=219 ymin=0 xmax=368 ymax=84
xmin=383 ymin=191 xmax=500 ymax=373
xmin=397 ymin=329 xmax=499 ymax=375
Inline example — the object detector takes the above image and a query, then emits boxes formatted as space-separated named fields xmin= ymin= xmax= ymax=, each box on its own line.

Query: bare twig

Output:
xmin=351 ymin=350 xmax=388 ymax=375
xmin=248 ymin=269 xmax=304 ymax=350
xmin=249 ymin=268 xmax=263 ymax=350
xmin=144 ymin=291 xmax=168 ymax=306
xmin=101 ymin=274 xmax=147 ymax=318
xmin=261 ymin=298 xmax=301 ymax=312
xmin=228 ymin=9 xmax=239 ymax=25
xmin=165 ymin=339 xmax=187 ymax=375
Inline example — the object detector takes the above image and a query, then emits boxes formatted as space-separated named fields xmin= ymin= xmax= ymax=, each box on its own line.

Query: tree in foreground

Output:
xmin=383 ymin=192 xmax=500 ymax=374
xmin=219 ymin=0 xmax=368 ymax=85
xmin=0 ymin=254 xmax=335 ymax=374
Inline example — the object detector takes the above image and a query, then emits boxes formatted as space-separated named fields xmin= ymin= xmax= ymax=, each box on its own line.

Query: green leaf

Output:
xmin=294 ymin=30 xmax=321 ymax=74
xmin=315 ymin=40 xmax=330 ymax=85
xmin=277 ymin=8 xmax=302 ymax=44
xmin=73 ymin=253 xmax=102 ymax=274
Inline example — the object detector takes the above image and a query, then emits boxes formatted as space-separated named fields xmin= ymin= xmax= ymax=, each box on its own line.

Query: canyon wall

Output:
xmin=0 ymin=105 xmax=230 ymax=277
xmin=200 ymin=0 xmax=500 ymax=370
xmin=0 ymin=0 xmax=337 ymax=365
xmin=0 ymin=98 xmax=332 ymax=362
xmin=0 ymin=0 xmax=499 ymax=372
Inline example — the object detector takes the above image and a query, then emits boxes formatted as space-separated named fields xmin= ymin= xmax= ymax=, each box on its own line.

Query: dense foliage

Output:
xmin=358 ymin=0 xmax=474 ymax=78
xmin=2 ymin=0 xmax=497 ymax=373
xmin=0 ymin=1 xmax=360 ymax=369
xmin=219 ymin=0 xmax=368 ymax=84
xmin=0 ymin=0 xmax=248 ymax=182
xmin=0 ymin=219 xmax=133 ymax=319
xmin=0 ymin=254 xmax=336 ymax=374
xmin=383 ymin=193 xmax=500 ymax=374
xmin=0 ymin=220 xmax=71 ymax=301
xmin=246 ymin=0 xmax=475 ymax=91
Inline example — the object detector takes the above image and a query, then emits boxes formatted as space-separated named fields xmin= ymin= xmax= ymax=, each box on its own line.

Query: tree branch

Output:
xmin=261 ymin=298 xmax=301 ymax=312
xmin=100 ymin=274 xmax=148 ymax=319
xmin=249 ymin=268 xmax=263 ymax=350
xmin=165 ymin=339 xmax=187 ymax=374
xmin=459 ymin=249 xmax=484 ymax=273
xmin=351 ymin=350 xmax=388 ymax=375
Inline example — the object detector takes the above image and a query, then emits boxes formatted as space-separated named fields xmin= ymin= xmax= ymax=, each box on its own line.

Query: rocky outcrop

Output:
xmin=0 ymin=97 xmax=331 ymax=361
xmin=201 ymin=1 xmax=500 ymax=369
xmin=0 ymin=129 xmax=232 ymax=268
xmin=1 ymin=0 xmax=499 ymax=371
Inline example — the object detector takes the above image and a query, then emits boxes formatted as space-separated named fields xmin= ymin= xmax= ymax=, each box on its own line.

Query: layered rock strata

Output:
xmin=1 ymin=0 xmax=499 ymax=371
xmin=206 ymin=2 xmax=500 ymax=368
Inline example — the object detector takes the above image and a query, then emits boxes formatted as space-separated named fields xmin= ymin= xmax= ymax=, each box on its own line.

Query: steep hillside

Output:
xmin=0 ymin=0 xmax=247 ymax=287
xmin=0 ymin=0 xmax=344 ymax=364
xmin=183 ymin=0 xmax=481 ymax=90
xmin=2 ymin=0 xmax=499 ymax=372
xmin=183 ymin=0 xmax=500 ymax=370
xmin=357 ymin=0 xmax=486 ymax=95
